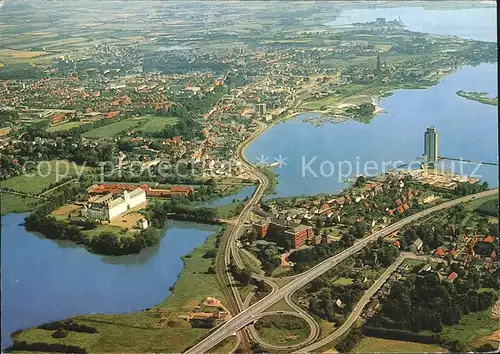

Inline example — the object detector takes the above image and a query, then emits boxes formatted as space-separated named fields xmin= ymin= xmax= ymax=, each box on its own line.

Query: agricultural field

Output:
xmin=0 ymin=160 xmax=90 ymax=195
xmin=0 ymin=48 xmax=50 ymax=64
xmin=82 ymin=120 xmax=140 ymax=138
xmin=354 ymin=337 xmax=446 ymax=353
xmin=136 ymin=116 xmax=179 ymax=134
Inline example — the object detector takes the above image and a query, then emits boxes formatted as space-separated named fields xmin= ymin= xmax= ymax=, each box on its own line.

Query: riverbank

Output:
xmin=7 ymin=226 xmax=228 ymax=353
xmin=244 ymin=63 xmax=498 ymax=198
xmin=456 ymin=90 xmax=498 ymax=106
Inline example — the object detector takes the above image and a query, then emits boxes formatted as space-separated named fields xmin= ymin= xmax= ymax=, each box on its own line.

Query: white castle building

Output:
xmin=82 ymin=187 xmax=146 ymax=221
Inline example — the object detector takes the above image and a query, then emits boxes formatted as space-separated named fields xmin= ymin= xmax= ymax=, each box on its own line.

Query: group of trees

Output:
xmin=146 ymin=198 xmax=218 ymax=227
xmin=89 ymin=227 xmax=161 ymax=255
xmin=288 ymin=241 xmax=344 ymax=273
xmin=309 ymin=283 xmax=364 ymax=321
xmin=252 ymin=243 xmax=281 ymax=276
xmin=367 ymin=273 xmax=498 ymax=336
xmin=454 ymin=181 xmax=489 ymax=196
xmin=25 ymin=212 xmax=162 ymax=256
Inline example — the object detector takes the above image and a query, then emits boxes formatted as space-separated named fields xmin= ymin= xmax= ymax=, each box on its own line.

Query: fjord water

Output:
xmin=245 ymin=63 xmax=498 ymax=198
xmin=0 ymin=214 xmax=219 ymax=348
xmin=329 ymin=5 xmax=496 ymax=42
xmin=1 ymin=4 xmax=498 ymax=350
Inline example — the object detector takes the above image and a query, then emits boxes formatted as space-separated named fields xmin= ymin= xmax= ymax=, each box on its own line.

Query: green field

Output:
xmin=354 ymin=336 xmax=446 ymax=353
xmin=137 ymin=116 xmax=179 ymax=134
xmin=0 ymin=160 xmax=90 ymax=195
xmin=82 ymin=120 xmax=140 ymax=138
xmin=1 ymin=193 xmax=41 ymax=215
xmin=46 ymin=121 xmax=85 ymax=132
xmin=436 ymin=310 xmax=499 ymax=349
xmin=332 ymin=277 xmax=354 ymax=286
xmin=464 ymin=194 xmax=499 ymax=211
xmin=10 ymin=226 xmax=225 ymax=353
xmin=255 ymin=314 xmax=310 ymax=346
xmin=215 ymin=202 xmax=243 ymax=219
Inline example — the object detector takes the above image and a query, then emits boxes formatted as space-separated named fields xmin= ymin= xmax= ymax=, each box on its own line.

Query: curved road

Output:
xmin=247 ymin=310 xmax=319 ymax=351
xmin=294 ymin=252 xmax=446 ymax=353
xmin=185 ymin=188 xmax=498 ymax=354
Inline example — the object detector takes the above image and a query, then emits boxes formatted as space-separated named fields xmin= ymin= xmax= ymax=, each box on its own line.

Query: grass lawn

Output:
xmin=0 ymin=160 xmax=90 ymax=195
xmin=239 ymin=249 xmax=263 ymax=275
xmin=136 ymin=115 xmax=178 ymax=134
xmin=464 ymin=194 xmax=498 ymax=211
xmin=265 ymin=300 xmax=294 ymax=313
xmin=46 ymin=121 xmax=85 ymax=132
xmin=315 ymin=316 xmax=336 ymax=338
xmin=437 ymin=310 xmax=499 ymax=349
xmin=212 ymin=336 xmax=238 ymax=353
xmin=11 ymin=227 xmax=225 ymax=353
xmin=82 ymin=120 xmax=139 ymax=138
xmin=1 ymin=193 xmax=41 ymax=215
xmin=332 ymin=277 xmax=354 ymax=286
xmin=359 ymin=267 xmax=387 ymax=280
xmin=81 ymin=224 xmax=133 ymax=239
xmin=255 ymin=314 xmax=310 ymax=346
xmin=354 ymin=336 xmax=446 ymax=353
xmin=215 ymin=202 xmax=243 ymax=219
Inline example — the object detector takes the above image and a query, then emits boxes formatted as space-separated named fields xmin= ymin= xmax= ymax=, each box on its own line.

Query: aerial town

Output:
xmin=0 ymin=1 xmax=498 ymax=354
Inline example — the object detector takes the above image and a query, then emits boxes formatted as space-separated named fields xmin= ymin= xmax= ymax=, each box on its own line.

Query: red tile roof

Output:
xmin=436 ymin=247 xmax=446 ymax=257
xmin=483 ymin=235 xmax=494 ymax=243
xmin=106 ymin=111 xmax=120 ymax=119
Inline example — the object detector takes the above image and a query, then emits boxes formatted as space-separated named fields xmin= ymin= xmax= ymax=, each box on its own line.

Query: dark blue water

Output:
xmin=0 ymin=214 xmax=219 ymax=348
xmin=200 ymin=185 xmax=256 ymax=207
xmin=245 ymin=63 xmax=498 ymax=198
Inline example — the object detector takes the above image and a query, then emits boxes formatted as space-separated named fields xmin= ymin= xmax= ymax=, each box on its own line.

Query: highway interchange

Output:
xmin=186 ymin=188 xmax=498 ymax=353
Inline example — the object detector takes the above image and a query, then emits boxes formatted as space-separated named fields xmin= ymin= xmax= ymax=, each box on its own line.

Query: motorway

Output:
xmin=185 ymin=188 xmax=498 ymax=354
xmin=214 ymin=120 xmax=270 ymax=352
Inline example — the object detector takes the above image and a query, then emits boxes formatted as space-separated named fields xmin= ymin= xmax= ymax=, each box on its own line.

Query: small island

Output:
xmin=456 ymin=90 xmax=498 ymax=106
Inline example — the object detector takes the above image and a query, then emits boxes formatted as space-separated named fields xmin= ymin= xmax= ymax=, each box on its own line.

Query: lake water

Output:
xmin=200 ymin=185 xmax=256 ymax=207
xmin=328 ymin=5 xmax=497 ymax=42
xmin=245 ymin=63 xmax=498 ymax=198
xmin=0 ymin=214 xmax=219 ymax=348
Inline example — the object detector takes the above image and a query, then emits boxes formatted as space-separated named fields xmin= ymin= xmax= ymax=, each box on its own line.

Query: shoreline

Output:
xmin=6 ymin=223 xmax=224 ymax=352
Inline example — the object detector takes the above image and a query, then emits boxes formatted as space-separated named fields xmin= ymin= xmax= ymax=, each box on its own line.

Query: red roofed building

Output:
xmin=51 ymin=114 xmax=64 ymax=124
xmin=90 ymin=183 xmax=192 ymax=198
xmin=447 ymin=272 xmax=458 ymax=283
xmin=483 ymin=235 xmax=494 ymax=243
xmin=435 ymin=247 xmax=446 ymax=257
xmin=106 ymin=111 xmax=120 ymax=119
